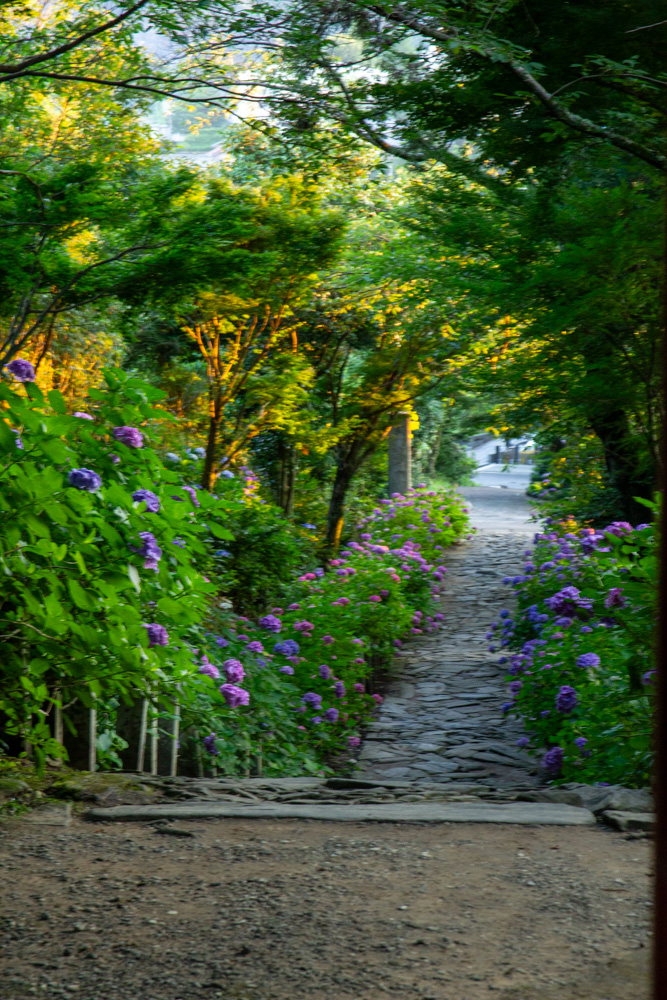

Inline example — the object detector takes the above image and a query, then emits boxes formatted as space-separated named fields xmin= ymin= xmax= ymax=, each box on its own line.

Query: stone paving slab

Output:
xmin=87 ymin=800 xmax=596 ymax=826
xmin=357 ymin=489 xmax=539 ymax=790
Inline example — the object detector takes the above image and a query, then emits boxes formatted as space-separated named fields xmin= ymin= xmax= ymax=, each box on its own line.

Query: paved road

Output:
xmin=358 ymin=486 xmax=539 ymax=790
xmin=469 ymin=463 xmax=533 ymax=490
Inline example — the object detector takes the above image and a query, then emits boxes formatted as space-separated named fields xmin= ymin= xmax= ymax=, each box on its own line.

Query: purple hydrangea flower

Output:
xmin=323 ymin=707 xmax=339 ymax=723
xmin=112 ymin=426 xmax=144 ymax=448
xmin=203 ymin=733 xmax=219 ymax=755
xmin=334 ymin=681 xmax=345 ymax=699
xmin=223 ymin=659 xmax=245 ymax=684
xmin=321 ymin=634 xmax=335 ymax=645
xmin=5 ymin=358 xmax=35 ymax=382
xmin=576 ymin=652 xmax=600 ymax=669
xmin=199 ymin=657 xmax=221 ymax=680
xmin=348 ymin=736 xmax=361 ymax=748
xmin=509 ymin=680 xmax=523 ymax=696
xmin=516 ymin=736 xmax=530 ymax=748
xmin=319 ymin=664 xmax=332 ymax=680
xmin=542 ymin=746 xmax=564 ymax=775
xmin=145 ymin=623 xmax=169 ymax=647
xmin=302 ymin=692 xmax=322 ymax=709
xmin=259 ymin=614 xmax=282 ymax=633
xmin=246 ymin=640 xmax=264 ymax=654
xmin=214 ymin=636 xmax=229 ymax=648
xmin=182 ymin=485 xmax=200 ymax=507
xmin=273 ymin=639 xmax=300 ymax=657
xmin=219 ymin=684 xmax=250 ymax=707
xmin=279 ymin=665 xmax=294 ymax=675
xmin=131 ymin=531 xmax=162 ymax=571
xmin=132 ymin=488 xmax=160 ymax=512
xmin=12 ymin=429 xmax=23 ymax=449
xmin=545 ymin=586 xmax=593 ymax=616
xmin=556 ymin=685 xmax=578 ymax=713
xmin=68 ymin=467 xmax=102 ymax=492
xmin=574 ymin=736 xmax=588 ymax=750
xmin=73 ymin=411 xmax=94 ymax=420
xmin=604 ymin=587 xmax=627 ymax=609
xmin=311 ymin=716 xmax=322 ymax=725
xmin=642 ymin=670 xmax=656 ymax=686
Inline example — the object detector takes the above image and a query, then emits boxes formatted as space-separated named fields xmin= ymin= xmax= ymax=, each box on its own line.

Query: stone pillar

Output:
xmin=387 ymin=411 xmax=411 ymax=497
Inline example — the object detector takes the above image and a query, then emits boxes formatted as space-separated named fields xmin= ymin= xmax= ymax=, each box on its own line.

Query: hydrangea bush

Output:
xmin=490 ymin=509 xmax=656 ymax=786
xmin=193 ymin=485 xmax=470 ymax=771
xmin=0 ymin=361 xmax=469 ymax=775
xmin=0 ymin=367 xmax=238 ymax=768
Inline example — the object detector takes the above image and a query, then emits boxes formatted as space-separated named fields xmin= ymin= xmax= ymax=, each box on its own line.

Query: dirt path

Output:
xmin=0 ymin=814 xmax=651 ymax=1000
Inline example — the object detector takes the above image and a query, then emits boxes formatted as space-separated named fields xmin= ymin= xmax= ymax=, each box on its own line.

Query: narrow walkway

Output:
xmin=358 ymin=486 xmax=540 ymax=793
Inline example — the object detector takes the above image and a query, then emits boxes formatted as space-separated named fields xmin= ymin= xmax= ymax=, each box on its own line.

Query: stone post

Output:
xmin=387 ymin=411 xmax=411 ymax=497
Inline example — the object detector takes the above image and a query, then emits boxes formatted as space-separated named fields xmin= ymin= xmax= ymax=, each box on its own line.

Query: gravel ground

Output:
xmin=0 ymin=814 xmax=652 ymax=1000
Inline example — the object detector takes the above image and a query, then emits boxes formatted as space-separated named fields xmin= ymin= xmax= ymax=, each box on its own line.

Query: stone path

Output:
xmin=357 ymin=486 xmax=539 ymax=793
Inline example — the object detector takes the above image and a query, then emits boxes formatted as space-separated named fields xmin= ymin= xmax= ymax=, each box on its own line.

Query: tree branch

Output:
xmin=0 ymin=1 xmax=151 ymax=76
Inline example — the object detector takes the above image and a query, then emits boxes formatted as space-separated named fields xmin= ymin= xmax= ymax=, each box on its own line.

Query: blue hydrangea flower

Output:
xmin=576 ymin=652 xmax=600 ymax=669
xmin=542 ymin=746 xmax=564 ymax=775
xmin=556 ymin=685 xmax=578 ymax=713
xmin=132 ymin=488 xmax=160 ymax=512
xmin=68 ymin=468 xmax=102 ymax=492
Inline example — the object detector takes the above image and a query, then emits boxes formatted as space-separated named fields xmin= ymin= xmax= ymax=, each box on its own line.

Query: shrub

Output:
xmin=492 ymin=507 xmax=656 ymax=786
xmin=191 ymin=485 xmax=470 ymax=769
xmin=0 ymin=367 xmax=238 ymax=767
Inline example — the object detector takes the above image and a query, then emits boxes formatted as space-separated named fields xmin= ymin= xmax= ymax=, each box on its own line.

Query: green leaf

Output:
xmin=67 ymin=578 xmax=96 ymax=610
xmin=208 ymin=521 xmax=234 ymax=540
xmin=127 ymin=563 xmax=141 ymax=594
xmin=47 ymin=390 xmax=67 ymax=414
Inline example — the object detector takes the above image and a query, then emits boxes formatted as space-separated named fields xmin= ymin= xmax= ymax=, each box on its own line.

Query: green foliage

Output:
xmin=497 ymin=511 xmax=656 ymax=786
xmin=0 ymin=367 xmax=238 ymax=768
xmin=192 ymin=486 xmax=470 ymax=769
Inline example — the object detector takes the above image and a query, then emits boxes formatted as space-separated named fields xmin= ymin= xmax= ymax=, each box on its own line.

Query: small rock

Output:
xmin=601 ymin=810 xmax=655 ymax=833
xmin=23 ymin=802 xmax=71 ymax=827
xmin=0 ymin=776 xmax=31 ymax=802
xmin=153 ymin=827 xmax=195 ymax=838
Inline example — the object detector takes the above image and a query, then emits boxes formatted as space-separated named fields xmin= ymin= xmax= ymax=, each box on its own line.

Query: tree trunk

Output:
xmin=589 ymin=408 xmax=652 ymax=524
xmin=277 ymin=442 xmax=296 ymax=515
xmin=325 ymin=462 xmax=355 ymax=551
xmin=201 ymin=407 xmax=222 ymax=491
xmin=285 ymin=446 xmax=296 ymax=516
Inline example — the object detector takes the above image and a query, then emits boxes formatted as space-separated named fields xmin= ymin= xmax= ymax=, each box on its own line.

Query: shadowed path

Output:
xmin=357 ymin=486 xmax=541 ymax=793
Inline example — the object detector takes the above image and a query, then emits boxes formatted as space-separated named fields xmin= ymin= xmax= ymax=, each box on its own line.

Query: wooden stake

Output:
xmin=137 ymin=699 xmax=148 ymax=772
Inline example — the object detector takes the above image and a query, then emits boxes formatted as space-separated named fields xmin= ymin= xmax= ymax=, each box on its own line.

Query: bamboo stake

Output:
xmin=137 ymin=699 xmax=148 ymax=772
xmin=170 ymin=700 xmax=180 ymax=778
